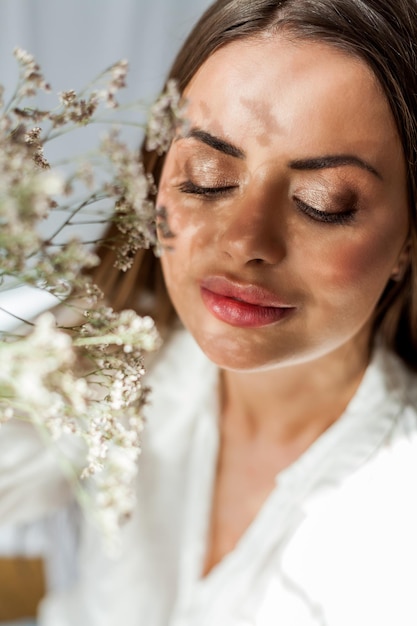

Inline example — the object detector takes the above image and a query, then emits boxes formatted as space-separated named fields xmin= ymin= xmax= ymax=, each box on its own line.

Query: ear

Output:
xmin=390 ymin=239 xmax=411 ymax=282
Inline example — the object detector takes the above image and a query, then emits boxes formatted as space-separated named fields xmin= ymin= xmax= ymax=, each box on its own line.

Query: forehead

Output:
xmin=183 ymin=35 xmax=402 ymax=169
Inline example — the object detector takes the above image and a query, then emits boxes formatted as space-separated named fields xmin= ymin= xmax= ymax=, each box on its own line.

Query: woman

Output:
xmin=3 ymin=0 xmax=417 ymax=624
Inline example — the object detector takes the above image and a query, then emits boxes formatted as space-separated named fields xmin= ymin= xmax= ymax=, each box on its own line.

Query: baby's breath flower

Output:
xmin=146 ymin=79 xmax=188 ymax=154
xmin=101 ymin=130 xmax=157 ymax=269
xmin=96 ymin=59 xmax=129 ymax=109
xmin=59 ymin=90 xmax=77 ymax=106
xmin=110 ymin=59 xmax=128 ymax=91
xmin=0 ymin=47 xmax=179 ymax=551
xmin=0 ymin=312 xmax=87 ymax=428
xmin=51 ymin=93 xmax=99 ymax=127
xmin=13 ymin=47 xmax=51 ymax=98
xmin=84 ymin=282 xmax=104 ymax=305
xmin=25 ymin=126 xmax=50 ymax=168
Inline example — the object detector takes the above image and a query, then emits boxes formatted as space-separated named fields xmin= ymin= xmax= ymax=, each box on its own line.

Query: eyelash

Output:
xmin=177 ymin=180 xmax=357 ymax=225
xmin=177 ymin=180 xmax=238 ymax=198
xmin=293 ymin=198 xmax=357 ymax=225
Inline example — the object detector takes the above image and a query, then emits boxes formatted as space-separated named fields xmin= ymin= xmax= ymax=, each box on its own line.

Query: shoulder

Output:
xmin=344 ymin=345 xmax=417 ymax=503
xmin=379 ymin=347 xmax=417 ymax=443
xmin=279 ymin=350 xmax=417 ymax=623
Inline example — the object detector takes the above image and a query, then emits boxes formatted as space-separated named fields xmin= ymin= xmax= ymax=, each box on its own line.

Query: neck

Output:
xmin=220 ymin=334 xmax=371 ymax=446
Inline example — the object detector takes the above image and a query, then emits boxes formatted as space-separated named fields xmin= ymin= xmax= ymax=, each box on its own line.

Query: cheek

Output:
xmin=330 ymin=241 xmax=384 ymax=284
xmin=305 ymin=228 xmax=401 ymax=302
xmin=157 ymin=202 xmax=210 ymax=299
xmin=157 ymin=205 xmax=214 ymax=268
xmin=157 ymin=174 xmax=220 ymax=265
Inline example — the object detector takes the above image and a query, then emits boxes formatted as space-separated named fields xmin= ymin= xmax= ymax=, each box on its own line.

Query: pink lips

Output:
xmin=200 ymin=276 xmax=295 ymax=328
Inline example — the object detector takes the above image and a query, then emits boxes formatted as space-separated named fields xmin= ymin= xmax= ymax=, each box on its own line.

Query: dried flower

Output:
xmin=0 ymin=48 xmax=182 ymax=550
xmin=97 ymin=59 xmax=129 ymax=109
xmin=101 ymin=130 xmax=157 ymax=270
xmin=13 ymin=47 xmax=51 ymax=98
xmin=146 ymin=79 xmax=188 ymax=154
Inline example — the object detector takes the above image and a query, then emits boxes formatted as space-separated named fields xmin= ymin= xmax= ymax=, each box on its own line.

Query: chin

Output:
xmin=190 ymin=327 xmax=294 ymax=372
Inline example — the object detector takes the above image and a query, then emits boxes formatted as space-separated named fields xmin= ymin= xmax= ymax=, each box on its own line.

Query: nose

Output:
xmin=218 ymin=189 xmax=287 ymax=266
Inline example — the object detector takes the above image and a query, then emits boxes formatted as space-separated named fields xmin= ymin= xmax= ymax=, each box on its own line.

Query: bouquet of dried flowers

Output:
xmin=0 ymin=48 xmax=184 ymax=551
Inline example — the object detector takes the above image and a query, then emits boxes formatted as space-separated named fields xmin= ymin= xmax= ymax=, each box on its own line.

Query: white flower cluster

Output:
xmin=0 ymin=313 xmax=88 ymax=431
xmin=0 ymin=121 xmax=61 ymax=275
xmin=78 ymin=310 xmax=160 ymax=547
xmin=101 ymin=131 xmax=157 ymax=271
xmin=0 ymin=49 xmax=181 ymax=549
xmin=0 ymin=308 xmax=160 ymax=550
xmin=146 ymin=79 xmax=188 ymax=154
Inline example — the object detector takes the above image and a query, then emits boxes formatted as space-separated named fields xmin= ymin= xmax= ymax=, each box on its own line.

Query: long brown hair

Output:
xmin=94 ymin=0 xmax=417 ymax=369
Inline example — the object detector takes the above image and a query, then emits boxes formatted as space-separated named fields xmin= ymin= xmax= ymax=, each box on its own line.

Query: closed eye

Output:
xmin=294 ymin=197 xmax=357 ymax=225
xmin=177 ymin=180 xmax=238 ymax=198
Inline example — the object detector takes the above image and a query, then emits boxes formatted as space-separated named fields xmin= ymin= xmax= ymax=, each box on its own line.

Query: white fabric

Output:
xmin=0 ymin=421 xmax=83 ymax=591
xmin=1 ymin=329 xmax=417 ymax=625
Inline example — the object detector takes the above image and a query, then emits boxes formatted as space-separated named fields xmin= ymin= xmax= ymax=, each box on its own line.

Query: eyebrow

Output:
xmin=289 ymin=155 xmax=382 ymax=179
xmin=183 ymin=128 xmax=382 ymax=179
xmin=185 ymin=128 xmax=245 ymax=159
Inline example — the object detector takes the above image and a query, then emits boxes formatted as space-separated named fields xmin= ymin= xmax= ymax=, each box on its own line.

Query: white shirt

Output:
xmin=1 ymin=329 xmax=417 ymax=625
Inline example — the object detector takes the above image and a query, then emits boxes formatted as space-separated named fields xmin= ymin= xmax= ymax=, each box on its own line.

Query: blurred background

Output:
xmin=0 ymin=1 xmax=212 ymax=623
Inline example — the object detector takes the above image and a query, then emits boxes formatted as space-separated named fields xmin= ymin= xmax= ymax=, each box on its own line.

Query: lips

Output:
xmin=200 ymin=276 xmax=296 ymax=328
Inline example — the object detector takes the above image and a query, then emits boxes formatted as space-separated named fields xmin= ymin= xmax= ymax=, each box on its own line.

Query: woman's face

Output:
xmin=157 ymin=35 xmax=409 ymax=371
